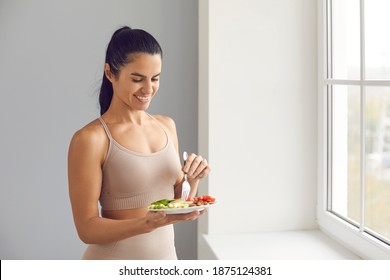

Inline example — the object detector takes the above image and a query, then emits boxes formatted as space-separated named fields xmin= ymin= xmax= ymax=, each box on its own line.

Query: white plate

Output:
xmin=148 ymin=203 xmax=215 ymax=214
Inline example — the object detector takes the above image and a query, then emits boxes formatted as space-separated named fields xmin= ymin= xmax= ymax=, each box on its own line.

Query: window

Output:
xmin=318 ymin=0 xmax=390 ymax=259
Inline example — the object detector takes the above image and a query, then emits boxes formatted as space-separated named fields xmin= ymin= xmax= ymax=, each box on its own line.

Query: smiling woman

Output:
xmin=105 ymin=53 xmax=161 ymax=113
xmin=0 ymin=0 xmax=200 ymax=261
xmin=67 ymin=26 xmax=211 ymax=260
xmin=98 ymin=27 xmax=163 ymax=115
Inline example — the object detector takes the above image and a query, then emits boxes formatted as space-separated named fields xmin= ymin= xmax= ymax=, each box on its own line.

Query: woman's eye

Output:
xmin=131 ymin=78 xmax=159 ymax=83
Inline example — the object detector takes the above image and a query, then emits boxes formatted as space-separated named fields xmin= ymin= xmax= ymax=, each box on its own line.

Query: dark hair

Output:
xmin=99 ymin=26 xmax=163 ymax=115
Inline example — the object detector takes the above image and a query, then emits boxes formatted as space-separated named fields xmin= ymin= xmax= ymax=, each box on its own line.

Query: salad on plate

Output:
xmin=148 ymin=196 xmax=216 ymax=214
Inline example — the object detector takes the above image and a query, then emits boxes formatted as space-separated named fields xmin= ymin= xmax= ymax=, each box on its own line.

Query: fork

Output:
xmin=181 ymin=151 xmax=191 ymax=201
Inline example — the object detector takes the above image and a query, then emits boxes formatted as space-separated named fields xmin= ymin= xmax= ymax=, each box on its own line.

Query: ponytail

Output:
xmin=99 ymin=74 xmax=113 ymax=115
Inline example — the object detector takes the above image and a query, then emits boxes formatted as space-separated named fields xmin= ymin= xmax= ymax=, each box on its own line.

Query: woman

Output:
xmin=68 ymin=26 xmax=210 ymax=260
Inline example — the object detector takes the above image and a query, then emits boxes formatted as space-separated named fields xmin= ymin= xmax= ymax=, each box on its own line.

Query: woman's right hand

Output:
xmin=144 ymin=209 xmax=207 ymax=231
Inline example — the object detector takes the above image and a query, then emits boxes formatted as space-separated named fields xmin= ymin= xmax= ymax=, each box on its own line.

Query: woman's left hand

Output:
xmin=182 ymin=153 xmax=211 ymax=180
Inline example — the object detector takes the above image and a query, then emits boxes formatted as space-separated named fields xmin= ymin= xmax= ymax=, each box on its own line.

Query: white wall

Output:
xmin=199 ymin=0 xmax=318 ymax=235
xmin=0 ymin=0 xmax=198 ymax=260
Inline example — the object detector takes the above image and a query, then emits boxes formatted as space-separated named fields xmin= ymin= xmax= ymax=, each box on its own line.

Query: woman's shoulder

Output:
xmin=152 ymin=114 xmax=177 ymax=132
xmin=68 ymin=118 xmax=108 ymax=172
xmin=69 ymin=118 xmax=107 ymax=150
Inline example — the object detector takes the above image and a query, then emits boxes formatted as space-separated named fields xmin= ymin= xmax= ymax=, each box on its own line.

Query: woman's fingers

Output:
xmin=183 ymin=153 xmax=211 ymax=179
xmin=168 ymin=211 xmax=202 ymax=222
xmin=146 ymin=209 xmax=207 ymax=229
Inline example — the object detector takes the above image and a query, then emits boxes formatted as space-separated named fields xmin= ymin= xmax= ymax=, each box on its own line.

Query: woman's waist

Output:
xmin=83 ymin=223 xmax=176 ymax=260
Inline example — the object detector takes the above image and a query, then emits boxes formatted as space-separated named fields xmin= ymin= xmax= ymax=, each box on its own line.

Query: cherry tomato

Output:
xmin=201 ymin=195 xmax=215 ymax=203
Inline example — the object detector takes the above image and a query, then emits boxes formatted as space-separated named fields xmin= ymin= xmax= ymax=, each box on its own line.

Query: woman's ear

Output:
xmin=104 ymin=63 xmax=113 ymax=82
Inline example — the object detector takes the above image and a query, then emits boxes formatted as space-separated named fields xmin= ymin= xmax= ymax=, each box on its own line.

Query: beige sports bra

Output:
xmin=98 ymin=116 xmax=181 ymax=210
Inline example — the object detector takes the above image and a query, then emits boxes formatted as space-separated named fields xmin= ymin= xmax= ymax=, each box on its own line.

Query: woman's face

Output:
xmin=107 ymin=53 xmax=162 ymax=112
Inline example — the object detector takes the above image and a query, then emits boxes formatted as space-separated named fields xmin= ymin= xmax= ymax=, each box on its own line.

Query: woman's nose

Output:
xmin=142 ymin=82 xmax=153 ymax=94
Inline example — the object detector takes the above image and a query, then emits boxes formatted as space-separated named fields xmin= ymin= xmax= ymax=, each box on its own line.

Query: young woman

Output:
xmin=68 ymin=26 xmax=210 ymax=259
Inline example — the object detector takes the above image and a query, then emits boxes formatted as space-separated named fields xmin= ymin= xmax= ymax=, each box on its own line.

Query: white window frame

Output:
xmin=317 ymin=0 xmax=390 ymax=259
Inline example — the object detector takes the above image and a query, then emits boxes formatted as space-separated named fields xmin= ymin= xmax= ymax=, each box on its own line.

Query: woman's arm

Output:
xmin=68 ymin=126 xmax=146 ymax=244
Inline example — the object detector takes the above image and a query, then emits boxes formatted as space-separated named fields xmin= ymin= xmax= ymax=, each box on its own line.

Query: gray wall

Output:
xmin=0 ymin=0 xmax=198 ymax=259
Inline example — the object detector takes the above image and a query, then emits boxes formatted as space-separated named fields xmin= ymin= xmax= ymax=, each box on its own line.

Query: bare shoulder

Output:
xmin=71 ymin=119 xmax=105 ymax=143
xmin=152 ymin=115 xmax=179 ymax=149
xmin=153 ymin=114 xmax=177 ymax=134
xmin=69 ymin=119 xmax=108 ymax=159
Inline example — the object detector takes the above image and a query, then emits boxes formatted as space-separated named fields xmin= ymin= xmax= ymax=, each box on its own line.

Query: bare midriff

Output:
xmin=102 ymin=207 xmax=148 ymax=220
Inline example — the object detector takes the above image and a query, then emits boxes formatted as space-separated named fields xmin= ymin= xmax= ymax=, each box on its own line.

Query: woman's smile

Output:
xmin=134 ymin=94 xmax=151 ymax=103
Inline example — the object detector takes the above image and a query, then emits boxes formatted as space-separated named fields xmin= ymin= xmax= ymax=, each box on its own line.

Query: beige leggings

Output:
xmin=82 ymin=225 xmax=177 ymax=260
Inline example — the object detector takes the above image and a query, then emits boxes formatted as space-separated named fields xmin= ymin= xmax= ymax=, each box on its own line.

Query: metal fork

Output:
xmin=181 ymin=151 xmax=191 ymax=201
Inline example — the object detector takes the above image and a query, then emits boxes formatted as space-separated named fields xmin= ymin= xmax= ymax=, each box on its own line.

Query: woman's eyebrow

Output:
xmin=130 ymin=72 xmax=161 ymax=78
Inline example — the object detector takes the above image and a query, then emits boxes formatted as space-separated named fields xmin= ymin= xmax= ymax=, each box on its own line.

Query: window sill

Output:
xmin=317 ymin=210 xmax=390 ymax=259
xmin=198 ymin=230 xmax=361 ymax=260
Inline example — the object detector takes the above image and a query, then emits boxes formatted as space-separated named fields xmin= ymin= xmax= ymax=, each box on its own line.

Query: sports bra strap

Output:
xmin=98 ymin=117 xmax=113 ymax=140
xmin=146 ymin=113 xmax=169 ymax=140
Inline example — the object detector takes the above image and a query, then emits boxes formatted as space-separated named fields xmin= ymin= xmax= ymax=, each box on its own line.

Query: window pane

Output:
xmin=365 ymin=0 xmax=390 ymax=80
xmin=331 ymin=85 xmax=361 ymax=224
xmin=365 ymin=87 xmax=390 ymax=241
xmin=331 ymin=0 xmax=360 ymax=80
